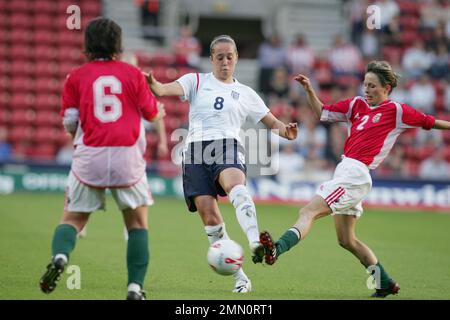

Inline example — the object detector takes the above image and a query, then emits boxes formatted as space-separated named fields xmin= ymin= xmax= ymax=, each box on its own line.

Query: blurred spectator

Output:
xmin=415 ymin=127 xmax=443 ymax=146
xmin=402 ymin=40 xmax=434 ymax=79
xmin=445 ymin=80 xmax=450 ymax=111
xmin=172 ymin=25 xmax=202 ymax=69
xmin=389 ymin=79 xmax=410 ymax=104
xmin=325 ymin=123 xmax=346 ymax=166
xmin=430 ymin=43 xmax=450 ymax=79
xmin=257 ymin=34 xmax=288 ymax=94
xmin=267 ymin=67 xmax=290 ymax=100
xmin=345 ymin=0 xmax=368 ymax=46
xmin=419 ymin=149 xmax=450 ymax=180
xmin=377 ymin=145 xmax=409 ymax=177
xmin=296 ymin=107 xmax=327 ymax=159
xmin=286 ymin=34 xmax=315 ymax=76
xmin=56 ymin=140 xmax=74 ymax=165
xmin=328 ymin=34 xmax=363 ymax=79
xmin=360 ymin=28 xmax=380 ymax=59
xmin=270 ymin=143 xmax=305 ymax=183
xmin=420 ymin=0 xmax=450 ymax=31
xmin=380 ymin=15 xmax=402 ymax=46
xmin=136 ymin=0 xmax=162 ymax=41
xmin=409 ymin=74 xmax=436 ymax=114
xmin=375 ymin=0 xmax=400 ymax=30
xmin=0 ymin=127 xmax=12 ymax=161
xmin=427 ymin=22 xmax=449 ymax=52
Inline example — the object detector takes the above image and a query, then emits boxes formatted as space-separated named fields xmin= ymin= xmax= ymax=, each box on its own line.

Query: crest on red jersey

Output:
xmin=372 ymin=113 xmax=382 ymax=123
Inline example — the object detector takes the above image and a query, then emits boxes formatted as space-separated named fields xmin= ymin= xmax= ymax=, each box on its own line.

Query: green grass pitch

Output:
xmin=1 ymin=193 xmax=450 ymax=300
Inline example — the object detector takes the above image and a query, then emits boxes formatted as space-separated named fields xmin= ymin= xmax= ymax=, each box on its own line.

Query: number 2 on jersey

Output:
xmin=93 ymin=76 xmax=122 ymax=123
xmin=213 ymin=97 xmax=224 ymax=110
xmin=356 ymin=115 xmax=370 ymax=130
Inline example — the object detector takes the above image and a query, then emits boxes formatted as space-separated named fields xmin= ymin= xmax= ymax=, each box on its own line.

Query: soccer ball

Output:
xmin=207 ymin=239 xmax=244 ymax=276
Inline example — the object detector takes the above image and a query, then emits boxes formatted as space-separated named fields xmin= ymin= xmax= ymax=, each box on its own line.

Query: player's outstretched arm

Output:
xmin=261 ymin=112 xmax=298 ymax=140
xmin=294 ymin=74 xmax=324 ymax=119
xmin=155 ymin=115 xmax=169 ymax=158
xmin=143 ymin=71 xmax=184 ymax=97
xmin=433 ymin=119 xmax=450 ymax=130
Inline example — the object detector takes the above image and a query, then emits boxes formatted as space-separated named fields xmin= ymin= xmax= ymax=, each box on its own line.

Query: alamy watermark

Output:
xmin=66 ymin=264 xmax=81 ymax=290
xmin=66 ymin=5 xmax=81 ymax=30
xmin=366 ymin=5 xmax=381 ymax=30
xmin=366 ymin=264 xmax=381 ymax=290
xmin=169 ymin=126 xmax=281 ymax=176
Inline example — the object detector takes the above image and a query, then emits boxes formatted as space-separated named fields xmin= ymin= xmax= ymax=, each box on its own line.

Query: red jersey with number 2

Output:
xmin=61 ymin=60 xmax=158 ymax=187
xmin=321 ymin=97 xmax=435 ymax=169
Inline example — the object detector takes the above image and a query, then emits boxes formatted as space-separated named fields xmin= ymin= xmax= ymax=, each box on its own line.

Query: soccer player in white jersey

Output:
xmin=259 ymin=61 xmax=450 ymax=298
xmin=39 ymin=18 xmax=165 ymax=300
xmin=147 ymin=35 xmax=298 ymax=293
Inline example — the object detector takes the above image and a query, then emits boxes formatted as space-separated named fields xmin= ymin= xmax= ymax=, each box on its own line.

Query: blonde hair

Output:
xmin=209 ymin=35 xmax=237 ymax=54
xmin=366 ymin=60 xmax=400 ymax=93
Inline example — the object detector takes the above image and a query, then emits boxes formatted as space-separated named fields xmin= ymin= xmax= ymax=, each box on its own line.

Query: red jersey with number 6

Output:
xmin=321 ymin=97 xmax=435 ymax=169
xmin=61 ymin=60 xmax=158 ymax=188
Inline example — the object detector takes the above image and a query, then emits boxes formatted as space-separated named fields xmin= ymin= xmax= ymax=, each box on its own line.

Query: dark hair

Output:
xmin=84 ymin=18 xmax=122 ymax=60
xmin=366 ymin=60 xmax=400 ymax=93
xmin=209 ymin=35 xmax=237 ymax=55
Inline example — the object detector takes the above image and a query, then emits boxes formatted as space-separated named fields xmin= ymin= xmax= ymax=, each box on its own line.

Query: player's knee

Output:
xmin=337 ymin=237 xmax=356 ymax=251
xmin=299 ymin=207 xmax=315 ymax=220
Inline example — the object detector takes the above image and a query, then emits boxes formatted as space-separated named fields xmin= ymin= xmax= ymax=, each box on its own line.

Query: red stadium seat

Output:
xmin=10 ymin=77 xmax=35 ymax=93
xmin=34 ymin=61 xmax=59 ymax=77
xmin=10 ymin=44 xmax=34 ymax=60
xmin=10 ymin=109 xmax=35 ymax=126
xmin=35 ymin=94 xmax=60 ymax=110
xmin=10 ymin=0 xmax=32 ymax=14
xmin=0 ymin=109 xmax=10 ymax=125
xmin=10 ymin=93 xmax=35 ymax=110
xmin=27 ymin=143 xmax=57 ymax=161
xmin=35 ymin=111 xmax=61 ymax=127
xmin=34 ymin=14 xmax=56 ymax=30
xmin=33 ymin=1 xmax=58 ymax=14
xmin=0 ymin=76 xmax=10 ymax=93
xmin=33 ymin=127 xmax=60 ymax=144
xmin=9 ymin=126 xmax=34 ymax=143
xmin=10 ymin=13 xmax=33 ymax=29
xmin=10 ymin=29 xmax=33 ymax=45
xmin=11 ymin=61 xmax=35 ymax=77
xmin=33 ymin=30 xmax=57 ymax=46
xmin=34 ymin=45 xmax=59 ymax=62
xmin=35 ymin=78 xmax=61 ymax=94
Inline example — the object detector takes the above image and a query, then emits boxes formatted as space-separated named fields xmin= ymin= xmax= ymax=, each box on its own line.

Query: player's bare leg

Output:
xmin=40 ymin=211 xmax=90 ymax=294
xmin=122 ymin=205 xmax=149 ymax=300
xmin=333 ymin=214 xmax=400 ymax=298
xmin=195 ymin=195 xmax=252 ymax=293
xmin=218 ymin=168 xmax=264 ymax=263
xmin=260 ymin=196 xmax=331 ymax=265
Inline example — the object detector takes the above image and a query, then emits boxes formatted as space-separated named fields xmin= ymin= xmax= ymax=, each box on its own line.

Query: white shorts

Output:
xmin=316 ymin=157 xmax=372 ymax=218
xmin=65 ymin=171 xmax=154 ymax=213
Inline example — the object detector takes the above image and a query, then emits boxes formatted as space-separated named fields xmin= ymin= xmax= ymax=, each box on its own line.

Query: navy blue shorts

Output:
xmin=182 ymin=139 xmax=246 ymax=212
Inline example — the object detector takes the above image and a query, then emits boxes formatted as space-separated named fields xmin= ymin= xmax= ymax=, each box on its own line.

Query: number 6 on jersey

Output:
xmin=93 ymin=76 xmax=123 ymax=123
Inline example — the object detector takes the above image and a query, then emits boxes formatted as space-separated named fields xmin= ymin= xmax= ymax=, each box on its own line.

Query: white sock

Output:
xmin=204 ymin=223 xmax=247 ymax=281
xmin=54 ymin=253 xmax=68 ymax=264
xmin=128 ymin=283 xmax=141 ymax=293
xmin=229 ymin=185 xmax=259 ymax=246
xmin=204 ymin=223 xmax=229 ymax=244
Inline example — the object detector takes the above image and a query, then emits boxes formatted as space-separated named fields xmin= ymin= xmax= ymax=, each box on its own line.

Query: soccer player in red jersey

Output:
xmin=259 ymin=61 xmax=450 ymax=298
xmin=39 ymin=18 xmax=165 ymax=300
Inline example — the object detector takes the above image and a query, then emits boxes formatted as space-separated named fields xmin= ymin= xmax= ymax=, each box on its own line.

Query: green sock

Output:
xmin=51 ymin=224 xmax=78 ymax=258
xmin=275 ymin=228 xmax=301 ymax=256
xmin=127 ymin=228 xmax=149 ymax=288
xmin=375 ymin=261 xmax=392 ymax=288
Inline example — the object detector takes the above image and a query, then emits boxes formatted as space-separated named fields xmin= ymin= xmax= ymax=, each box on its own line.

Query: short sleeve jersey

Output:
xmin=61 ymin=60 xmax=158 ymax=187
xmin=321 ymin=97 xmax=435 ymax=169
xmin=176 ymin=72 xmax=270 ymax=144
